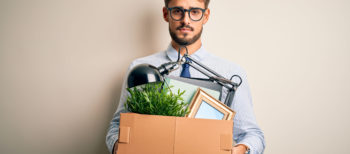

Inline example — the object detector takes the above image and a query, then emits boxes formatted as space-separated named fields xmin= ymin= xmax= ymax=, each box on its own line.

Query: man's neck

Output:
xmin=171 ymin=39 xmax=202 ymax=56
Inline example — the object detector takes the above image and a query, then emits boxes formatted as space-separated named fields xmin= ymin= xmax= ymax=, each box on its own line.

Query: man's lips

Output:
xmin=179 ymin=28 xmax=192 ymax=32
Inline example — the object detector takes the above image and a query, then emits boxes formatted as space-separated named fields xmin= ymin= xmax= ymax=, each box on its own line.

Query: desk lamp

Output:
xmin=127 ymin=46 xmax=242 ymax=107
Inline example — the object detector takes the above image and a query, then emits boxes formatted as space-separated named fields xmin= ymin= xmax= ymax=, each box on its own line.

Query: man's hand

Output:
xmin=231 ymin=144 xmax=248 ymax=154
xmin=113 ymin=142 xmax=118 ymax=154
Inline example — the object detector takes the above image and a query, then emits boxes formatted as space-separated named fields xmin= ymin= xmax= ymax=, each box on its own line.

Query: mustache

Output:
xmin=176 ymin=25 xmax=194 ymax=31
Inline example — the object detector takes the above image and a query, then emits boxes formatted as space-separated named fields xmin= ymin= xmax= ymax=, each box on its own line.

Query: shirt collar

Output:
xmin=166 ymin=44 xmax=208 ymax=62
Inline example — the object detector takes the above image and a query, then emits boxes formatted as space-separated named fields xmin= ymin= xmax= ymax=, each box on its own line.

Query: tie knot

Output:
xmin=185 ymin=57 xmax=191 ymax=62
xmin=183 ymin=57 xmax=191 ymax=67
xmin=180 ymin=57 xmax=191 ymax=78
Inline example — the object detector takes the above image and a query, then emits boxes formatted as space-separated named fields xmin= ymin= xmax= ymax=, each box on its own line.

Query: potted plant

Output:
xmin=125 ymin=83 xmax=189 ymax=117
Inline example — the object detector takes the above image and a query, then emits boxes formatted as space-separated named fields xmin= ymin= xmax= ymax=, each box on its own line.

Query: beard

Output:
xmin=169 ymin=24 xmax=203 ymax=46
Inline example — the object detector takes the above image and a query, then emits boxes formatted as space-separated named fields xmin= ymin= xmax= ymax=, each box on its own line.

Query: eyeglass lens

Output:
xmin=170 ymin=8 xmax=204 ymax=21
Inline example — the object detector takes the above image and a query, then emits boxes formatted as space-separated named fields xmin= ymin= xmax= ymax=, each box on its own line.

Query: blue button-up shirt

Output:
xmin=106 ymin=44 xmax=265 ymax=154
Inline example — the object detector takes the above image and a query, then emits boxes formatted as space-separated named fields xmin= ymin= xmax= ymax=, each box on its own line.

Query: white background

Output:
xmin=0 ymin=0 xmax=349 ymax=153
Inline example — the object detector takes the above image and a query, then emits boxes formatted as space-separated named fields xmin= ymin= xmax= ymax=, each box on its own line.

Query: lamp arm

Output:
xmin=187 ymin=62 xmax=231 ymax=89
xmin=185 ymin=55 xmax=241 ymax=88
xmin=157 ymin=62 xmax=180 ymax=75
xmin=185 ymin=56 xmax=225 ymax=79
xmin=225 ymin=90 xmax=236 ymax=107
xmin=187 ymin=62 xmax=237 ymax=106
xmin=184 ymin=55 xmax=242 ymax=106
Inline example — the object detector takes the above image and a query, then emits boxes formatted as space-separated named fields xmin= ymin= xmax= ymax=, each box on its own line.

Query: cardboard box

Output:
xmin=117 ymin=113 xmax=233 ymax=154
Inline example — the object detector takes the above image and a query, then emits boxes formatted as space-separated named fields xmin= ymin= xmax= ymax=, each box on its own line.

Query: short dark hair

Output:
xmin=164 ymin=0 xmax=210 ymax=9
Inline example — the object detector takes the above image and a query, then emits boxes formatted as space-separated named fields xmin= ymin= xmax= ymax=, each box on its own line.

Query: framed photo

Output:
xmin=187 ymin=88 xmax=235 ymax=120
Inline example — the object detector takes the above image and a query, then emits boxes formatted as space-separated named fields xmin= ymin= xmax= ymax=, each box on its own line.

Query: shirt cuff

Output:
xmin=108 ymin=136 xmax=119 ymax=154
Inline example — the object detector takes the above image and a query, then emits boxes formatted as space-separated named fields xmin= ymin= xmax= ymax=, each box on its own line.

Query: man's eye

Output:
xmin=173 ymin=8 xmax=182 ymax=14
xmin=191 ymin=10 xmax=200 ymax=14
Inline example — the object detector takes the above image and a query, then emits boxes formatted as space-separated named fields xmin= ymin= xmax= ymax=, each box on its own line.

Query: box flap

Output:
xmin=119 ymin=126 xmax=130 ymax=144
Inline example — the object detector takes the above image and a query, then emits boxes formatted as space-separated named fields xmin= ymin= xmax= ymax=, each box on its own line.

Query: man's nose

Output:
xmin=181 ymin=11 xmax=191 ymax=24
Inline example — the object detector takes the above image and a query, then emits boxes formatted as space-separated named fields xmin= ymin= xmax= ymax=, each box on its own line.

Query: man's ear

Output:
xmin=203 ymin=8 xmax=210 ymax=24
xmin=163 ymin=7 xmax=169 ymax=22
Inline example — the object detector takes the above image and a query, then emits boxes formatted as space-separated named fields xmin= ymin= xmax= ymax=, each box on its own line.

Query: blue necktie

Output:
xmin=180 ymin=57 xmax=191 ymax=78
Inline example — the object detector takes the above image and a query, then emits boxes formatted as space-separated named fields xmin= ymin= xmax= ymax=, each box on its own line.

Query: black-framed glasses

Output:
xmin=167 ymin=7 xmax=206 ymax=21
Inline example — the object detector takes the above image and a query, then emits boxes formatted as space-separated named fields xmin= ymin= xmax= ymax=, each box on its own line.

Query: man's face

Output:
xmin=163 ymin=0 xmax=210 ymax=46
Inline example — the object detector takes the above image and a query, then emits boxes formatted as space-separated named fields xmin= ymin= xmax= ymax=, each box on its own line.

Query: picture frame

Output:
xmin=187 ymin=88 xmax=235 ymax=120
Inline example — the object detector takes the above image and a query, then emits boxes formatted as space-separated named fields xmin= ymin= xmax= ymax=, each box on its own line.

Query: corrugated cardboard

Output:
xmin=117 ymin=113 xmax=233 ymax=154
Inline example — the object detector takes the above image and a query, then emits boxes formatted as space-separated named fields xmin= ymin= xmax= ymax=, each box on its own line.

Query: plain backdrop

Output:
xmin=0 ymin=0 xmax=349 ymax=154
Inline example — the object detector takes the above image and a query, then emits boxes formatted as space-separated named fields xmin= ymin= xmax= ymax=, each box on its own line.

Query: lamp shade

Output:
xmin=127 ymin=64 xmax=164 ymax=88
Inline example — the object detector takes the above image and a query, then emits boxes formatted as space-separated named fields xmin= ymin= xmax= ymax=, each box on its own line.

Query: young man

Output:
xmin=106 ymin=0 xmax=265 ymax=154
